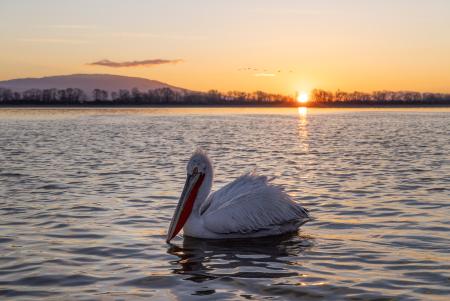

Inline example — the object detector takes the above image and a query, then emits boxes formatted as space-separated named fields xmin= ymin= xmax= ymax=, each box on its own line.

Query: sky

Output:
xmin=1 ymin=0 xmax=450 ymax=94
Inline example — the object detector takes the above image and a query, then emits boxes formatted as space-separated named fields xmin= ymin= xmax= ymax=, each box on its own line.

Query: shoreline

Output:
xmin=1 ymin=104 xmax=450 ymax=109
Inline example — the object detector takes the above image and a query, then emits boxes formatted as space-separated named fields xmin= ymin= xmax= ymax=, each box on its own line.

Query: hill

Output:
xmin=0 ymin=74 xmax=189 ymax=97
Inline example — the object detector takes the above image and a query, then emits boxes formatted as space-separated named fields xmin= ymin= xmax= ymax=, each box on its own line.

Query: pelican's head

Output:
xmin=166 ymin=149 xmax=212 ymax=243
xmin=187 ymin=150 xmax=212 ymax=175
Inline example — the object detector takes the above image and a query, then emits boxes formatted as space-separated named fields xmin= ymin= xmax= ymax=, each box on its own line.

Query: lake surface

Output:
xmin=1 ymin=107 xmax=449 ymax=300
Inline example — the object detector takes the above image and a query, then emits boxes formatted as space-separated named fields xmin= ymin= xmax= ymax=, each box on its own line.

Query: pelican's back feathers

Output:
xmin=201 ymin=173 xmax=309 ymax=234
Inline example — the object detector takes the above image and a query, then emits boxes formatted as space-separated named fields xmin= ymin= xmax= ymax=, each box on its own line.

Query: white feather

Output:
xmin=201 ymin=173 xmax=309 ymax=234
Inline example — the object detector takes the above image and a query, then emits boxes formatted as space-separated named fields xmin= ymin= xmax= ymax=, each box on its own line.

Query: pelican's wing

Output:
xmin=200 ymin=173 xmax=269 ymax=214
xmin=201 ymin=173 xmax=309 ymax=234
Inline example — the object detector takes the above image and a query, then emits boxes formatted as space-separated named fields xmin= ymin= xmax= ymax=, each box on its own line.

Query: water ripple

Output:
xmin=1 ymin=107 xmax=449 ymax=300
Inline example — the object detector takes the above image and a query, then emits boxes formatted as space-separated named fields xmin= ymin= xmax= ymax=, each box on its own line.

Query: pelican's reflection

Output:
xmin=167 ymin=233 xmax=313 ymax=283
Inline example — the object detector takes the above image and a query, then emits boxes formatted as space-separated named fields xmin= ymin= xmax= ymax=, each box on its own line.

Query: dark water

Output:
xmin=1 ymin=107 xmax=449 ymax=300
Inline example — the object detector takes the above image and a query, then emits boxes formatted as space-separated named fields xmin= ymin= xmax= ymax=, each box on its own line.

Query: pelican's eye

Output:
xmin=193 ymin=167 xmax=198 ymax=174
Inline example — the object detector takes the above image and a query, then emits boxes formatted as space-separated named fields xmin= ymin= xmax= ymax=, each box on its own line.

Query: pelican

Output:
xmin=166 ymin=149 xmax=310 ymax=242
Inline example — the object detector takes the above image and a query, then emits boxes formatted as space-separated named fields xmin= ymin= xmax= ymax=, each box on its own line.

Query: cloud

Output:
xmin=46 ymin=25 xmax=97 ymax=29
xmin=18 ymin=38 xmax=88 ymax=44
xmin=113 ymin=32 xmax=206 ymax=41
xmin=88 ymin=59 xmax=184 ymax=68
xmin=251 ymin=8 xmax=324 ymax=16
xmin=254 ymin=73 xmax=276 ymax=77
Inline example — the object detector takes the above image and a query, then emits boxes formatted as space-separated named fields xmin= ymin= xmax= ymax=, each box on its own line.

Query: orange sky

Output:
xmin=1 ymin=0 xmax=450 ymax=94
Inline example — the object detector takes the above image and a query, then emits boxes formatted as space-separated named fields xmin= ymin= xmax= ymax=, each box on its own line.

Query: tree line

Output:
xmin=0 ymin=87 xmax=449 ymax=106
xmin=310 ymin=89 xmax=450 ymax=106
xmin=0 ymin=87 xmax=294 ymax=106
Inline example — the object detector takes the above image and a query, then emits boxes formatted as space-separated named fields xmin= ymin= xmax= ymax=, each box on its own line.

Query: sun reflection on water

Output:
xmin=297 ymin=107 xmax=309 ymax=153
xmin=297 ymin=106 xmax=307 ymax=116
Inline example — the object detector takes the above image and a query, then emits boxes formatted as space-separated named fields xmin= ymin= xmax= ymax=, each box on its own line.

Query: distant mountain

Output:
xmin=0 ymin=74 xmax=190 ymax=96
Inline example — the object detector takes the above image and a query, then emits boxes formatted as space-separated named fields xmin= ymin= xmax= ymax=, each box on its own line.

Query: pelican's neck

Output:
xmin=193 ymin=169 xmax=213 ymax=214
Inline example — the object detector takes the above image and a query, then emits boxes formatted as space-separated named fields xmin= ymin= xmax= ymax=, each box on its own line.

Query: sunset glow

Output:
xmin=1 ymin=1 xmax=450 ymax=94
xmin=297 ymin=92 xmax=309 ymax=104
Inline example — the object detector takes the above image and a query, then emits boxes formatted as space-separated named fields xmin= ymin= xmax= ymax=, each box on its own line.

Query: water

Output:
xmin=1 ymin=107 xmax=449 ymax=300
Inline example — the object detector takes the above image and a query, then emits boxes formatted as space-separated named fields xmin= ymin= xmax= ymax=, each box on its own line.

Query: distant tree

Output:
xmin=131 ymin=87 xmax=142 ymax=103
xmin=0 ymin=88 xmax=13 ymax=103
xmin=23 ymin=89 xmax=42 ymax=103
xmin=42 ymin=88 xmax=57 ymax=104
xmin=119 ymin=89 xmax=131 ymax=104
xmin=93 ymin=89 xmax=108 ymax=102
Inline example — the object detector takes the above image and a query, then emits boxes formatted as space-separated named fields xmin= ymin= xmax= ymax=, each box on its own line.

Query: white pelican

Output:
xmin=166 ymin=149 xmax=310 ymax=242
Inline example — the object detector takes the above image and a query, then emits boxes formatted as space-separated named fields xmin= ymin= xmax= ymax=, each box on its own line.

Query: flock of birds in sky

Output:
xmin=237 ymin=67 xmax=295 ymax=77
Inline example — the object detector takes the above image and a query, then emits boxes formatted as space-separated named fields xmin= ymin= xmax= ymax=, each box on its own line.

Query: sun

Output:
xmin=297 ymin=91 xmax=309 ymax=104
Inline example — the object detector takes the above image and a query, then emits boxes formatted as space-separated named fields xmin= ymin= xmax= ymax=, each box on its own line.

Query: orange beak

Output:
xmin=166 ymin=172 xmax=205 ymax=243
